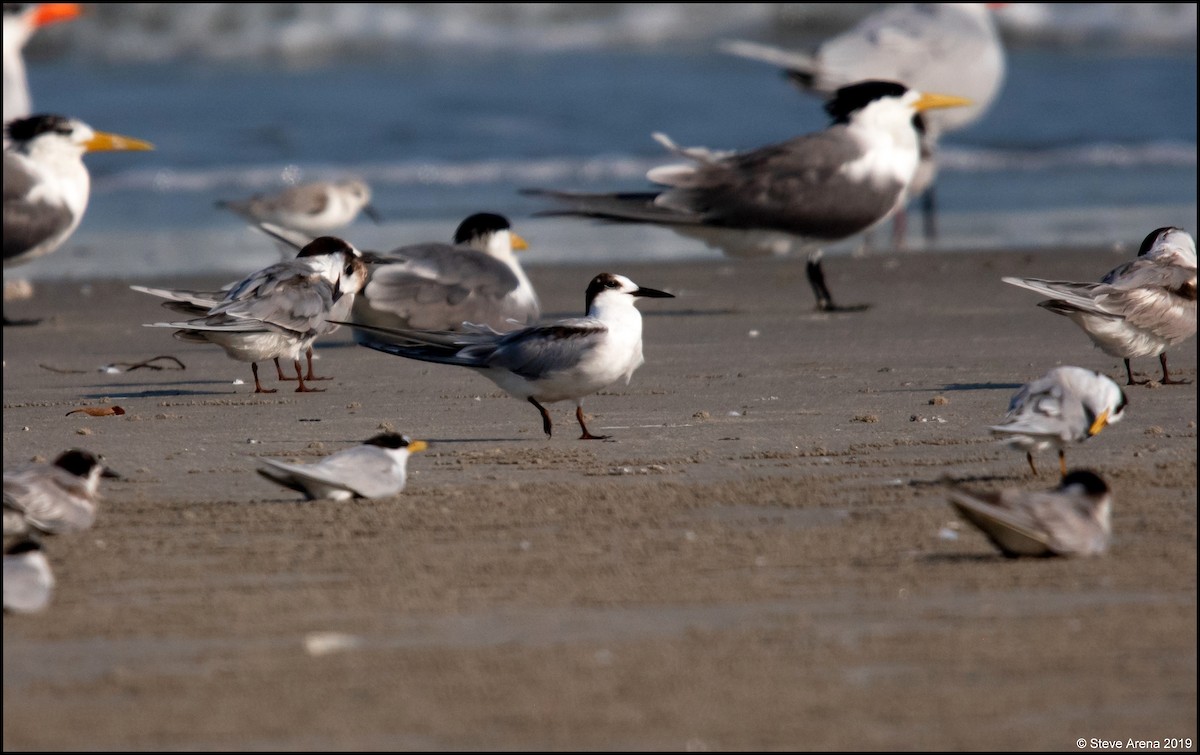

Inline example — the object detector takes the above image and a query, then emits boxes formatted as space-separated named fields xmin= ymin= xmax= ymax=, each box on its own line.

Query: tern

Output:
xmin=4 ymin=449 xmax=119 ymax=537
xmin=217 ymin=178 xmax=381 ymax=238
xmin=947 ymin=469 xmax=1112 ymax=558
xmin=990 ymin=366 xmax=1127 ymax=477
xmin=138 ymin=236 xmax=375 ymax=393
xmin=1002 ymin=226 xmax=1197 ymax=386
xmin=350 ymin=212 xmax=541 ymax=344
xmin=720 ymin=3 xmax=1006 ymax=243
xmin=3 ymin=3 xmax=83 ymax=125
xmin=3 ymin=538 xmax=55 ymax=613
xmin=4 ymin=114 xmax=153 ymax=324
xmin=525 ymin=80 xmax=970 ymax=312
xmin=337 ymin=272 xmax=674 ymax=440
xmin=256 ymin=432 xmax=428 ymax=501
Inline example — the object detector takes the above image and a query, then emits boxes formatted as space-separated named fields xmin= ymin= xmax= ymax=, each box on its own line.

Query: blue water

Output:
xmin=11 ymin=6 xmax=1198 ymax=281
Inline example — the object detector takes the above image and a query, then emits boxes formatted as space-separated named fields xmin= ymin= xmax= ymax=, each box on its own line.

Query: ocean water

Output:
xmin=10 ymin=2 xmax=1198 ymax=281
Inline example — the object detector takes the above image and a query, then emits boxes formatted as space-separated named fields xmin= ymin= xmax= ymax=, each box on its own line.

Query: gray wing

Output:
xmin=207 ymin=264 xmax=336 ymax=336
xmin=3 ymin=152 xmax=74 ymax=263
xmin=258 ymin=446 xmax=402 ymax=499
xmin=1094 ymin=259 xmax=1198 ymax=343
xmin=650 ymin=127 xmax=904 ymax=239
xmin=1000 ymin=488 xmax=1106 ymax=555
xmin=487 ymin=319 xmax=607 ymax=379
xmin=3 ymin=467 xmax=96 ymax=534
xmin=355 ymin=243 xmax=528 ymax=331
xmin=991 ymin=376 xmax=1084 ymax=441
xmin=949 ymin=487 xmax=1054 ymax=555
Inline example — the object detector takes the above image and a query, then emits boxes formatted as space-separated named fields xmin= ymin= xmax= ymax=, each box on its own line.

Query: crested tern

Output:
xmin=721 ymin=3 xmax=1006 ymax=243
xmin=525 ymin=80 xmax=970 ymax=312
xmin=350 ymin=212 xmax=541 ymax=344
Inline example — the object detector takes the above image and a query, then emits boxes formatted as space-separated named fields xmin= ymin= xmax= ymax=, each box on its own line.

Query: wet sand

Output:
xmin=3 ymin=247 xmax=1196 ymax=751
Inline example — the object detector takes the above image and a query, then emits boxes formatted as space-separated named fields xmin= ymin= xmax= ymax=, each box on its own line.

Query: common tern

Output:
xmin=256 ymin=432 xmax=428 ymax=501
xmin=990 ymin=366 xmax=1127 ymax=477
xmin=3 ymin=114 xmax=153 ymax=324
xmin=526 ymin=80 xmax=970 ymax=312
xmin=217 ymin=178 xmax=381 ymax=238
xmin=1002 ymin=226 xmax=1197 ymax=386
xmin=350 ymin=212 xmax=541 ymax=344
xmin=720 ymin=3 xmax=1006 ymax=243
xmin=3 ymin=3 xmax=83 ymax=125
xmin=3 ymin=449 xmax=119 ymax=537
xmin=3 ymin=538 xmax=54 ymax=613
xmin=138 ymin=236 xmax=373 ymax=393
xmin=336 ymin=273 xmax=674 ymax=440
xmin=947 ymin=469 xmax=1112 ymax=558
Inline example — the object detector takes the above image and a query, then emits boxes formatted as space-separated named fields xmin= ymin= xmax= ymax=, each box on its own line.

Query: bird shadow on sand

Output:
xmin=907 ymin=472 xmax=1028 ymax=488
xmin=78 ymin=381 xmax=264 ymax=399
xmin=939 ymin=382 xmax=1026 ymax=392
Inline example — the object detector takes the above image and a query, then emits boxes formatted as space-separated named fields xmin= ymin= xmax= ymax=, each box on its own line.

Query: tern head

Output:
xmin=825 ymin=81 xmax=972 ymax=127
xmin=1079 ymin=374 xmax=1128 ymax=438
xmin=455 ymin=212 xmax=529 ymax=256
xmin=5 ymin=114 xmax=154 ymax=156
xmin=1058 ymin=469 xmax=1110 ymax=499
xmin=584 ymin=273 xmax=674 ymax=315
xmin=1138 ymin=226 xmax=1197 ymax=268
xmin=298 ymin=236 xmax=371 ymax=294
xmin=363 ymin=432 xmax=429 ymax=454
xmin=53 ymin=449 xmax=121 ymax=482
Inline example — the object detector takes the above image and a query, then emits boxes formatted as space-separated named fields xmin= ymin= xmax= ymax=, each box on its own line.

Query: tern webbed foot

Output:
xmin=303 ymin=348 xmax=334 ymax=381
xmin=805 ymin=258 xmax=870 ymax=313
xmin=529 ymin=397 xmax=554 ymax=438
xmin=1159 ymin=354 xmax=1190 ymax=385
xmin=251 ymin=363 xmax=277 ymax=393
xmin=575 ymin=406 xmax=611 ymax=440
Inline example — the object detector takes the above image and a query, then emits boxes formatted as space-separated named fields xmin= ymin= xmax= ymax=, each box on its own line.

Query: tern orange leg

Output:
xmin=576 ymin=405 xmax=611 ymax=441
xmin=251 ymin=363 xmax=277 ymax=394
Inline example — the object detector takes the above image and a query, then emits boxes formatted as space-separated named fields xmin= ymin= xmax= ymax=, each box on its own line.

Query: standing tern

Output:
xmin=4 ymin=114 xmax=153 ymax=324
xmin=256 ymin=432 xmax=428 ymax=501
xmin=137 ymin=236 xmax=376 ymax=394
xmin=217 ymin=178 xmax=381 ymax=238
xmin=3 ymin=538 xmax=55 ymax=613
xmin=1002 ymin=226 xmax=1197 ymax=386
xmin=525 ymin=80 xmax=970 ymax=312
xmin=350 ymin=212 xmax=541 ymax=344
xmin=947 ymin=469 xmax=1112 ymax=558
xmin=3 ymin=3 xmax=83 ymax=125
xmin=4 ymin=449 xmax=119 ymax=537
xmin=720 ymin=3 xmax=1006 ymax=243
xmin=336 ymin=273 xmax=674 ymax=440
xmin=990 ymin=366 xmax=1127 ymax=477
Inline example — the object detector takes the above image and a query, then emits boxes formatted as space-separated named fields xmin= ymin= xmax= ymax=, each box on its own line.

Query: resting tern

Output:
xmin=526 ymin=80 xmax=970 ymax=312
xmin=3 ymin=449 xmax=119 ymax=537
xmin=990 ymin=366 xmax=1127 ymax=477
xmin=3 ymin=114 xmax=153 ymax=323
xmin=947 ymin=469 xmax=1112 ymax=558
xmin=3 ymin=3 xmax=83 ymax=125
xmin=721 ymin=3 xmax=1006 ymax=243
xmin=3 ymin=538 xmax=54 ymax=613
xmin=138 ymin=236 xmax=374 ymax=394
xmin=337 ymin=273 xmax=674 ymax=440
xmin=217 ymin=178 xmax=381 ymax=238
xmin=1002 ymin=226 xmax=1197 ymax=386
xmin=256 ymin=432 xmax=428 ymax=501
xmin=350 ymin=212 xmax=541 ymax=345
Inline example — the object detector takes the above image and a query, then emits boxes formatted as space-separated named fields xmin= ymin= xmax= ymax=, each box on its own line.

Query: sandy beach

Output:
xmin=3 ymin=246 xmax=1196 ymax=751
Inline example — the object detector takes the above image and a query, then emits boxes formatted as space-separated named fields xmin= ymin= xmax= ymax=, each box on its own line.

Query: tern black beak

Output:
xmin=360 ymin=251 xmax=396 ymax=265
xmin=101 ymin=467 xmax=123 ymax=480
xmin=363 ymin=204 xmax=383 ymax=224
xmin=634 ymin=286 xmax=674 ymax=298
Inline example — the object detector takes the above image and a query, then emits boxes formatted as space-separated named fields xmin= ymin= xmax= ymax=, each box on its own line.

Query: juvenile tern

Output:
xmin=256 ymin=432 xmax=428 ymax=501
xmin=990 ymin=366 xmax=1127 ymax=477
xmin=721 ymin=3 xmax=1006 ymax=242
xmin=1002 ymin=226 xmax=1197 ymax=386
xmin=138 ymin=236 xmax=373 ymax=393
xmin=526 ymin=80 xmax=970 ymax=312
xmin=947 ymin=469 xmax=1112 ymax=558
xmin=351 ymin=212 xmax=541 ymax=344
xmin=3 ymin=114 xmax=153 ymax=323
xmin=3 ymin=449 xmax=119 ymax=537
xmin=3 ymin=3 xmax=83 ymax=125
xmin=337 ymin=273 xmax=674 ymax=440
xmin=217 ymin=178 xmax=381 ymax=237
xmin=3 ymin=538 xmax=54 ymax=613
